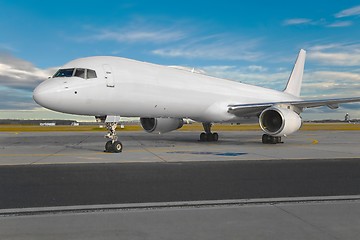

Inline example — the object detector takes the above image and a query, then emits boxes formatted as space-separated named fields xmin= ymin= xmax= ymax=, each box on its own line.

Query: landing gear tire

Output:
xmin=105 ymin=140 xmax=123 ymax=153
xmin=212 ymin=133 xmax=219 ymax=141
xmin=105 ymin=140 xmax=113 ymax=152
xmin=199 ymin=122 xmax=219 ymax=142
xmin=199 ymin=132 xmax=219 ymax=142
xmin=112 ymin=141 xmax=123 ymax=153
xmin=262 ymin=134 xmax=282 ymax=144
xmin=200 ymin=132 xmax=207 ymax=141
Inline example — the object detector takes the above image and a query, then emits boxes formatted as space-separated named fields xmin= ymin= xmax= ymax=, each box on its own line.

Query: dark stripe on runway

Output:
xmin=1 ymin=158 xmax=360 ymax=209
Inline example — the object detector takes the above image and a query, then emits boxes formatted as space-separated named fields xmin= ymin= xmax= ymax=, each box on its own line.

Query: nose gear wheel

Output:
xmin=104 ymin=122 xmax=123 ymax=152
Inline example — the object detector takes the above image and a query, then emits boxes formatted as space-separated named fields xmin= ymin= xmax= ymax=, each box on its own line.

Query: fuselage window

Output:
xmin=74 ymin=68 xmax=86 ymax=79
xmin=53 ymin=68 xmax=74 ymax=78
xmin=87 ymin=69 xmax=97 ymax=79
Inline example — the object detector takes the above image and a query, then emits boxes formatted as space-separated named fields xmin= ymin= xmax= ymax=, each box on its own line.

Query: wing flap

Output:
xmin=291 ymin=97 xmax=360 ymax=108
xmin=228 ymin=97 xmax=360 ymax=117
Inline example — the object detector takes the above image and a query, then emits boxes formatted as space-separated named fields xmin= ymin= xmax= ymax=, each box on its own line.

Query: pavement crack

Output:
xmin=30 ymin=135 xmax=92 ymax=164
xmin=130 ymin=136 xmax=167 ymax=162
xmin=30 ymin=148 xmax=65 ymax=165
xmin=274 ymin=205 xmax=341 ymax=240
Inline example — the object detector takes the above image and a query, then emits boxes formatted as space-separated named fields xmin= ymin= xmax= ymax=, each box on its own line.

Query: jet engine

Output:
xmin=140 ymin=117 xmax=184 ymax=134
xmin=259 ymin=106 xmax=302 ymax=136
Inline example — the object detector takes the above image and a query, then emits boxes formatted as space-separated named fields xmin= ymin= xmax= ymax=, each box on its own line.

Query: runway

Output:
xmin=1 ymin=130 xmax=360 ymax=239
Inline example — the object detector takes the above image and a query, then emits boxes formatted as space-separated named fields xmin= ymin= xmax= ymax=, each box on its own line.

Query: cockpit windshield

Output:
xmin=74 ymin=68 xmax=85 ymax=78
xmin=54 ymin=68 xmax=74 ymax=78
xmin=53 ymin=68 xmax=97 ymax=79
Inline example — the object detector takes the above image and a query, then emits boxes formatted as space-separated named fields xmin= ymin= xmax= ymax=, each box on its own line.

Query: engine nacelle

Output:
xmin=259 ymin=107 xmax=302 ymax=137
xmin=140 ymin=117 xmax=184 ymax=134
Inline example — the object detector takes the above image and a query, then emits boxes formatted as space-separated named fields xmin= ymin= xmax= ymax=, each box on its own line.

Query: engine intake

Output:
xmin=259 ymin=107 xmax=302 ymax=136
xmin=140 ymin=117 xmax=184 ymax=134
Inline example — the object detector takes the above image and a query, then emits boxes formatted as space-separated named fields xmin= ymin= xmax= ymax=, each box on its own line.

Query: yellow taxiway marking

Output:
xmin=312 ymin=139 xmax=319 ymax=144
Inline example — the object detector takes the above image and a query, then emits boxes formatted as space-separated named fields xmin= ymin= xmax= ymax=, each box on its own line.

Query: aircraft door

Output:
xmin=103 ymin=64 xmax=114 ymax=87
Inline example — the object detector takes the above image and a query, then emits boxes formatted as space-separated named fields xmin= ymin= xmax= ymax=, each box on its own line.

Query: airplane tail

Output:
xmin=283 ymin=49 xmax=306 ymax=97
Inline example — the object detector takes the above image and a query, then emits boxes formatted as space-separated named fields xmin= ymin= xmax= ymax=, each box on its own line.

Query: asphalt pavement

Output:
xmin=1 ymin=158 xmax=360 ymax=209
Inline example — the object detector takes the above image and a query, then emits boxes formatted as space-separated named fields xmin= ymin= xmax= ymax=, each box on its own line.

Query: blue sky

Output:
xmin=0 ymin=0 xmax=360 ymax=120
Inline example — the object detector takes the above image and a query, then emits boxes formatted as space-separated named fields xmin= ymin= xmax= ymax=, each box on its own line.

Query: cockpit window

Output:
xmin=53 ymin=68 xmax=74 ymax=78
xmin=87 ymin=69 xmax=97 ymax=79
xmin=74 ymin=68 xmax=85 ymax=79
xmin=53 ymin=68 xmax=97 ymax=79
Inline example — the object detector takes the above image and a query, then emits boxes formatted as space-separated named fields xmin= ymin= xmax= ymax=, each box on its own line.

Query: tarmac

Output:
xmin=0 ymin=130 xmax=359 ymax=239
xmin=0 ymin=130 xmax=359 ymax=165
xmin=2 ymin=199 xmax=360 ymax=240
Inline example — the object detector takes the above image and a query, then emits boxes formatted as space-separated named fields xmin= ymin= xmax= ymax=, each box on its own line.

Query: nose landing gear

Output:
xmin=104 ymin=117 xmax=123 ymax=153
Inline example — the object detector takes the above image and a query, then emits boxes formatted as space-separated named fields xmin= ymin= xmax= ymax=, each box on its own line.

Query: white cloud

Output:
xmin=92 ymin=28 xmax=185 ymax=43
xmin=283 ymin=18 xmax=312 ymax=26
xmin=301 ymin=70 xmax=360 ymax=100
xmin=0 ymin=86 xmax=37 ymax=110
xmin=200 ymin=65 xmax=289 ymax=90
xmin=309 ymin=44 xmax=342 ymax=51
xmin=309 ymin=51 xmax=360 ymax=66
xmin=0 ymin=53 xmax=56 ymax=110
xmin=335 ymin=5 xmax=360 ymax=18
xmin=77 ymin=20 xmax=187 ymax=44
xmin=152 ymin=35 xmax=262 ymax=61
xmin=310 ymin=71 xmax=360 ymax=82
xmin=246 ymin=65 xmax=268 ymax=72
xmin=284 ymin=7 xmax=358 ymax=28
xmin=327 ymin=21 xmax=353 ymax=28
xmin=308 ymin=43 xmax=360 ymax=66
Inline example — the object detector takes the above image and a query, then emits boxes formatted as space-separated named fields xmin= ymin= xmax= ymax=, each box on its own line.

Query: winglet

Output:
xmin=284 ymin=49 xmax=306 ymax=97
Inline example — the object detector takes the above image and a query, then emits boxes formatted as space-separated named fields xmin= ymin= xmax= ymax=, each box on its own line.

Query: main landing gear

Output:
xmin=104 ymin=122 xmax=123 ymax=153
xmin=262 ymin=134 xmax=283 ymax=144
xmin=200 ymin=123 xmax=219 ymax=142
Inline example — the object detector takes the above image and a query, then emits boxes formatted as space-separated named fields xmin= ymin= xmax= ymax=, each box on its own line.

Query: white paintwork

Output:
xmin=33 ymin=49 xmax=360 ymax=136
xmin=284 ymin=49 xmax=306 ymax=97
xmin=103 ymin=64 xmax=114 ymax=87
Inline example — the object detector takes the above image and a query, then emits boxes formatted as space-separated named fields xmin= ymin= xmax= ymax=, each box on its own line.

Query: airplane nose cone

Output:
xmin=33 ymin=85 xmax=44 ymax=106
xmin=33 ymin=82 xmax=50 ymax=107
xmin=33 ymin=80 xmax=61 ymax=110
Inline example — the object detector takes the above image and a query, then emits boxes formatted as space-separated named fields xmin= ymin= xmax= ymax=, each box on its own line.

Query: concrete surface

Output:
xmin=0 ymin=130 xmax=359 ymax=165
xmin=1 ymin=200 xmax=360 ymax=240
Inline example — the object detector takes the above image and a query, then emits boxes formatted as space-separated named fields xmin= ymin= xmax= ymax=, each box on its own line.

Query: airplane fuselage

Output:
xmin=33 ymin=56 xmax=301 ymax=123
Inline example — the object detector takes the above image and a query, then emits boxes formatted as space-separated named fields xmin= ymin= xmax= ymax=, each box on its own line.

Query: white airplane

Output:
xmin=33 ymin=49 xmax=360 ymax=152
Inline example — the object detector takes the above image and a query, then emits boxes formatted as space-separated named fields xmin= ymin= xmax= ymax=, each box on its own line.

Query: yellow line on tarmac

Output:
xmin=311 ymin=139 xmax=319 ymax=144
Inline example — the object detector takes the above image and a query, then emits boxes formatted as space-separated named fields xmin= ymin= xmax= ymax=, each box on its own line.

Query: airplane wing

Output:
xmin=228 ymin=97 xmax=360 ymax=117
